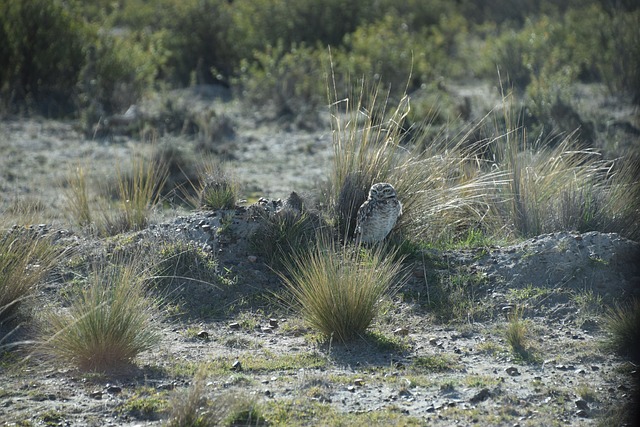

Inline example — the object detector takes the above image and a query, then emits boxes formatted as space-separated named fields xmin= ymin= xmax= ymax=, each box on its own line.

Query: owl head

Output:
xmin=368 ymin=182 xmax=397 ymax=201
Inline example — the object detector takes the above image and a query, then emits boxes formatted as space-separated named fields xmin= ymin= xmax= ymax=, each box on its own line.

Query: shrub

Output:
xmin=234 ymin=43 xmax=329 ymax=120
xmin=77 ymin=27 xmax=167 ymax=130
xmin=0 ymin=0 xmax=86 ymax=115
xmin=338 ymin=14 xmax=429 ymax=97
xmin=280 ymin=240 xmax=406 ymax=343
xmin=42 ymin=256 xmax=160 ymax=371
xmin=164 ymin=0 xmax=240 ymax=85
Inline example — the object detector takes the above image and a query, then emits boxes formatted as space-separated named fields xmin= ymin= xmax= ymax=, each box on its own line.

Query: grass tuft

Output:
xmin=604 ymin=299 xmax=640 ymax=363
xmin=197 ymin=161 xmax=239 ymax=210
xmin=280 ymin=239 xmax=407 ymax=343
xmin=167 ymin=366 xmax=265 ymax=426
xmin=41 ymin=256 xmax=160 ymax=371
xmin=0 ymin=227 xmax=61 ymax=325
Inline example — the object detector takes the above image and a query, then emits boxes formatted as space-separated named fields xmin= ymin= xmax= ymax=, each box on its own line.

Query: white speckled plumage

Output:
xmin=355 ymin=183 xmax=402 ymax=244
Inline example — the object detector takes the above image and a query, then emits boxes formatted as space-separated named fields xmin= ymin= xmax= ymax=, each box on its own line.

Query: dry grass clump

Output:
xmin=325 ymin=75 xmax=508 ymax=245
xmin=505 ymin=306 xmax=527 ymax=355
xmin=64 ymin=153 xmax=168 ymax=236
xmin=167 ymin=367 xmax=264 ymax=427
xmin=487 ymin=95 xmax=640 ymax=240
xmin=41 ymin=256 xmax=160 ymax=371
xmin=196 ymin=161 xmax=240 ymax=210
xmin=280 ymin=239 xmax=407 ymax=343
xmin=327 ymin=79 xmax=639 ymax=247
xmin=0 ymin=227 xmax=62 ymax=325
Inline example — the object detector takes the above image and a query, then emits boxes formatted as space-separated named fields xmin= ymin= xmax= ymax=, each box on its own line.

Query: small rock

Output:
xmin=269 ymin=318 xmax=279 ymax=328
xmin=157 ymin=382 xmax=176 ymax=390
xmin=229 ymin=322 xmax=241 ymax=330
xmin=353 ymin=378 xmax=365 ymax=386
xmin=106 ymin=385 xmax=122 ymax=394
xmin=470 ymin=388 xmax=491 ymax=403
xmin=89 ymin=391 xmax=103 ymax=399
xmin=347 ymin=385 xmax=356 ymax=392
xmin=197 ymin=330 xmax=209 ymax=340
xmin=248 ymin=255 xmax=258 ymax=263
xmin=231 ymin=360 xmax=242 ymax=371
xmin=505 ymin=367 xmax=520 ymax=376
xmin=393 ymin=327 xmax=409 ymax=336
xmin=201 ymin=224 xmax=211 ymax=232
xmin=261 ymin=326 xmax=273 ymax=333
xmin=575 ymin=399 xmax=589 ymax=410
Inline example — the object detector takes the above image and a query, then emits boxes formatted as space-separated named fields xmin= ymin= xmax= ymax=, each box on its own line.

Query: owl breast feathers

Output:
xmin=355 ymin=182 xmax=402 ymax=244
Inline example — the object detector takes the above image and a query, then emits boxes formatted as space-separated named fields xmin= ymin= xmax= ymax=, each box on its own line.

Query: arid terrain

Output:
xmin=1 ymin=82 xmax=639 ymax=426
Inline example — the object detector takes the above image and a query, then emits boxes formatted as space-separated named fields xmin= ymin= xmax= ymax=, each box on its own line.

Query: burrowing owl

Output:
xmin=355 ymin=182 xmax=402 ymax=244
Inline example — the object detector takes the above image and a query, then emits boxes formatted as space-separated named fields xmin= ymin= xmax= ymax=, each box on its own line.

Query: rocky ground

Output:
xmin=1 ymin=83 xmax=639 ymax=426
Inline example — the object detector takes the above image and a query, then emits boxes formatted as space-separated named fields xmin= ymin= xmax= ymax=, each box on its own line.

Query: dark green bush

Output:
xmin=78 ymin=28 xmax=167 ymax=120
xmin=235 ymin=43 xmax=329 ymax=119
xmin=163 ymin=0 xmax=240 ymax=85
xmin=0 ymin=0 xmax=86 ymax=115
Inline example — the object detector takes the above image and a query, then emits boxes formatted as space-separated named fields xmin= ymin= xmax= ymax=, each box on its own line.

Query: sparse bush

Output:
xmin=64 ymin=165 xmax=92 ymax=228
xmin=505 ymin=306 xmax=527 ymax=354
xmin=488 ymin=96 xmax=640 ymax=240
xmin=42 ymin=256 xmax=160 ymax=371
xmin=0 ymin=0 xmax=86 ymax=115
xmin=235 ymin=43 xmax=329 ymax=121
xmin=280 ymin=240 xmax=407 ymax=342
xmin=77 ymin=28 xmax=167 ymax=130
xmin=155 ymin=241 xmax=220 ymax=288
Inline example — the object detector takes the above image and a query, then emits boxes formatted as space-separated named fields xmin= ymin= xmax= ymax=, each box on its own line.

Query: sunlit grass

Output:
xmin=0 ymin=227 xmax=62 ymax=325
xmin=42 ymin=256 xmax=161 ymax=371
xmin=280 ymin=239 xmax=407 ymax=342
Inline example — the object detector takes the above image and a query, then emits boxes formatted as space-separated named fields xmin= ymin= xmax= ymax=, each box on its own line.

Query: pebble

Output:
xmin=231 ymin=360 xmax=242 ymax=371
xmin=575 ymin=399 xmax=589 ymax=410
xmin=470 ymin=388 xmax=491 ymax=403
xmin=197 ymin=330 xmax=209 ymax=339
xmin=393 ymin=327 xmax=409 ymax=336
xmin=106 ymin=385 xmax=122 ymax=394
xmin=505 ymin=367 xmax=520 ymax=376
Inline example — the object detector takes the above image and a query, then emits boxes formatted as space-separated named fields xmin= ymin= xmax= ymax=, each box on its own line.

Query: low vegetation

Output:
xmin=280 ymin=240 xmax=407 ymax=342
xmin=0 ymin=227 xmax=62 ymax=327
xmin=1 ymin=1 xmax=638 ymax=425
xmin=41 ymin=256 xmax=160 ymax=371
